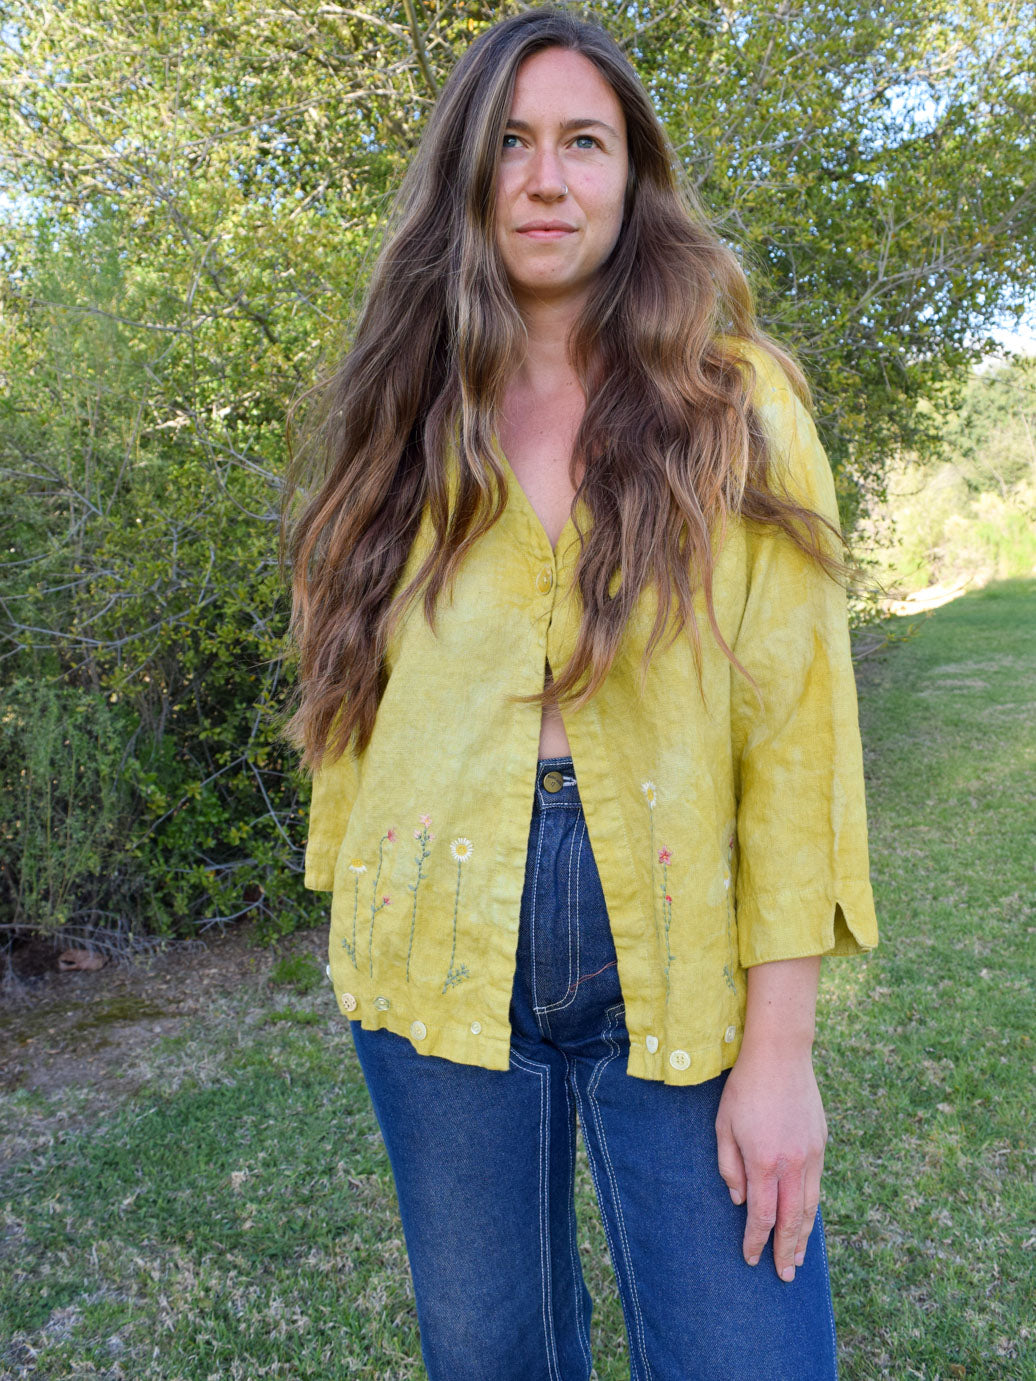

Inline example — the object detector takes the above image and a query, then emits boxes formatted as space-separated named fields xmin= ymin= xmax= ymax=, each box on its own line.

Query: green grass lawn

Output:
xmin=2 ymin=577 xmax=1033 ymax=1380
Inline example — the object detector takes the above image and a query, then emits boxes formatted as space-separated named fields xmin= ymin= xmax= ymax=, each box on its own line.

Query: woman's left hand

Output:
xmin=713 ymin=956 xmax=828 ymax=1283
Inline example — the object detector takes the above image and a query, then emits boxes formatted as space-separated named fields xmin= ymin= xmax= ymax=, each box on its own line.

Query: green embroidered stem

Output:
xmin=648 ymin=808 xmax=660 ymax=945
xmin=442 ymin=837 xmax=473 ymax=992
xmin=723 ymin=832 xmax=738 ymax=994
xmin=641 ymin=782 xmax=671 ymax=1000
xmin=405 ymin=820 xmax=433 ymax=982
xmin=442 ymin=856 xmax=470 ymax=992
xmin=367 ymin=831 xmax=392 ymax=979
xmin=341 ymin=875 xmax=359 ymax=967
xmin=658 ymin=853 xmax=675 ymax=1002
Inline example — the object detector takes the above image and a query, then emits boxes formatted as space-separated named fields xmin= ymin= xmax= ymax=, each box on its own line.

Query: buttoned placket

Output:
xmin=354 ymin=440 xmax=590 ymax=1060
xmin=517 ymin=502 xmax=725 ymax=1084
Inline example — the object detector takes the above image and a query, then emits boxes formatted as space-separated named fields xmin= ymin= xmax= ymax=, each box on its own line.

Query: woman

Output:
xmin=281 ymin=6 xmax=878 ymax=1378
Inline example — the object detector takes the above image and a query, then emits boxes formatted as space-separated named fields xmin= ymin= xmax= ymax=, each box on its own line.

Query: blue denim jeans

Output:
xmin=350 ymin=755 xmax=839 ymax=1380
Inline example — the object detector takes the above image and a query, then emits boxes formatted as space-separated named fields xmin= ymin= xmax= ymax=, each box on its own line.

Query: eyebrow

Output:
xmin=503 ymin=116 xmax=621 ymax=141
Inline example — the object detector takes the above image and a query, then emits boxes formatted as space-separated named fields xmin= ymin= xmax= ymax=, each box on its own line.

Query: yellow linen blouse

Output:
xmin=302 ymin=341 xmax=879 ymax=1086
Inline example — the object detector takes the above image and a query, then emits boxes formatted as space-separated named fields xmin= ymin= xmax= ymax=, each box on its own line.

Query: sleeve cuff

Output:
xmin=303 ymin=849 xmax=339 ymax=892
xmin=737 ymin=880 xmax=879 ymax=967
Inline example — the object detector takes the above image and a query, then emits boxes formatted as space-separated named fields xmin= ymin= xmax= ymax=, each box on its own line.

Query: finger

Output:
xmin=715 ymin=1120 xmax=748 ymax=1206
xmin=772 ymin=1164 xmax=806 ymax=1282
xmin=742 ymin=1168 xmax=778 ymax=1266
xmin=795 ymin=1155 xmax=824 ymax=1267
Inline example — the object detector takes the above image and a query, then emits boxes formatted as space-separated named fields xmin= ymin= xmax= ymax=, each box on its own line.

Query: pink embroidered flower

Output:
xmin=665 ymin=894 xmax=672 ymax=903
xmin=658 ymin=846 xmax=672 ymax=865
xmin=382 ymin=895 xmax=391 ymax=905
xmin=419 ymin=813 xmax=433 ymax=827
xmin=386 ymin=828 xmax=396 ymax=843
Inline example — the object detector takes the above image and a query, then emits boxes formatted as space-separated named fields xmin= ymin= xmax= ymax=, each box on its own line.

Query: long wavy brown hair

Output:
xmin=279 ymin=4 xmax=851 ymax=773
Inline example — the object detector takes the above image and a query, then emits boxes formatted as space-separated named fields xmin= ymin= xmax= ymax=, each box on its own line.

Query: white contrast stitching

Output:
xmin=529 ymin=809 xmax=548 ymax=1030
xmin=572 ymin=1004 xmax=654 ymax=1381
xmin=816 ymin=1205 xmax=839 ymax=1378
xmin=563 ymin=1056 xmax=593 ymax=1371
xmin=539 ymin=813 xmax=586 ymax=1015
xmin=509 ymin=1047 xmax=564 ymax=1381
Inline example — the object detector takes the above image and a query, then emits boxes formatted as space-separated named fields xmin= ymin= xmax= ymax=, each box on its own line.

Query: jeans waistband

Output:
xmin=533 ymin=755 xmax=581 ymax=810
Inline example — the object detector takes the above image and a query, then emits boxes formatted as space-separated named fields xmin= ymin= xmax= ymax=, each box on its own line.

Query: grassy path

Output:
xmin=2 ymin=578 xmax=1033 ymax=1380
xmin=819 ymin=576 xmax=1034 ymax=1379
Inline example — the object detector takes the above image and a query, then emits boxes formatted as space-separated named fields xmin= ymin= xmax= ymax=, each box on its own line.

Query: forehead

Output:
xmin=508 ymin=46 xmax=625 ymax=131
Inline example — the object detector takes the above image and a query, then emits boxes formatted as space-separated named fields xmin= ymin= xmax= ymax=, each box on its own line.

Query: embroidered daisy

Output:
xmin=450 ymin=837 xmax=474 ymax=863
xmin=641 ymin=781 xmax=657 ymax=808
xmin=348 ymin=859 xmax=367 ymax=874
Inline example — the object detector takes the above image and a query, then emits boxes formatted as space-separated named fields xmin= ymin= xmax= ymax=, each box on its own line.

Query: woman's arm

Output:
xmin=714 ymin=955 xmax=827 ymax=1283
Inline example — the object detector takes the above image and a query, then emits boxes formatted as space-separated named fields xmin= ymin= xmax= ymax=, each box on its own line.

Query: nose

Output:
xmin=525 ymin=144 xmax=567 ymax=201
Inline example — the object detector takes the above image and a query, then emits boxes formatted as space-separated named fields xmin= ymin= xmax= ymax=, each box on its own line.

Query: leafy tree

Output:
xmin=858 ymin=356 xmax=1036 ymax=590
xmin=0 ymin=0 xmax=1033 ymax=946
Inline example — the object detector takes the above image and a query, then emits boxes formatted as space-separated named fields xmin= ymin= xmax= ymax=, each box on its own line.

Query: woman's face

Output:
xmin=494 ymin=46 xmax=629 ymax=312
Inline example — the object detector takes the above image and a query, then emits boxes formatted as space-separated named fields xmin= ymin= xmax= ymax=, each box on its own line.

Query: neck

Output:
xmin=509 ymin=293 xmax=587 ymax=398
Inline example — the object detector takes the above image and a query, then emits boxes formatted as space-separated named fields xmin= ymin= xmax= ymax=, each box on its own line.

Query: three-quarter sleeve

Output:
xmin=303 ymin=720 xmax=362 ymax=891
xmin=729 ymin=357 xmax=879 ymax=966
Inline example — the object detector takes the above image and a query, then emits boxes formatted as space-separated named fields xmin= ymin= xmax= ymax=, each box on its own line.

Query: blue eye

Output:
xmin=574 ymin=135 xmax=598 ymax=148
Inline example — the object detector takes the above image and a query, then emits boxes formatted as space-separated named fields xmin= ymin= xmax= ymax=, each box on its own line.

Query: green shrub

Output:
xmin=0 ymin=677 xmax=140 ymax=937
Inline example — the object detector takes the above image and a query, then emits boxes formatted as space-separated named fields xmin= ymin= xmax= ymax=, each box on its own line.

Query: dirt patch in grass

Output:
xmin=0 ymin=920 xmax=331 ymax=1100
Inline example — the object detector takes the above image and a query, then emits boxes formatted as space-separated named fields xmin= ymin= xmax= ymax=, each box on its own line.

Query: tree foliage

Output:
xmin=1 ymin=0 xmax=1033 ymax=945
xmin=860 ymin=356 xmax=1036 ymax=591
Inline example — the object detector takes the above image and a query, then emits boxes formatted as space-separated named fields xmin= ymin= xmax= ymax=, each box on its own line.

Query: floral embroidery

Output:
xmin=443 ymin=837 xmax=473 ymax=992
xmin=722 ymin=830 xmax=738 ymax=994
xmin=641 ymin=781 xmax=660 ymax=947
xmin=404 ymin=816 xmax=434 ymax=982
xmin=656 ymin=844 xmax=675 ymax=1001
xmin=355 ymin=816 xmax=476 ymax=992
xmin=643 ymin=781 xmax=674 ymax=1001
xmin=366 ymin=828 xmax=395 ymax=978
xmin=342 ymin=858 xmax=367 ymax=967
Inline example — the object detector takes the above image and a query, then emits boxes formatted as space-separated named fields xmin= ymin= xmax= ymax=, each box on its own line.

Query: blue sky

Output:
xmin=985 ymin=317 xmax=1036 ymax=358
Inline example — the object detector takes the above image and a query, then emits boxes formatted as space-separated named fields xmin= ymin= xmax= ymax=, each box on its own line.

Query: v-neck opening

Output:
xmin=489 ymin=429 xmax=583 ymax=562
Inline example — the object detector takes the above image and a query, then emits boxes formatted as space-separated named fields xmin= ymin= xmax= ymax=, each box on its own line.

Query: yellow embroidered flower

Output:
xmin=348 ymin=859 xmax=367 ymax=874
xmin=641 ymin=781 xmax=657 ymax=808
xmin=450 ymin=837 xmax=474 ymax=863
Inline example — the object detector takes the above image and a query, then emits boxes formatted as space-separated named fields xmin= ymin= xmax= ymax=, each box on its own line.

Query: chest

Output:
xmin=495 ymin=401 xmax=586 ymax=550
